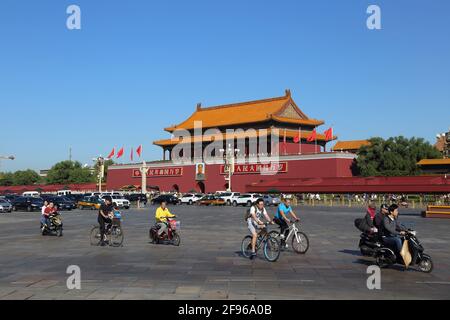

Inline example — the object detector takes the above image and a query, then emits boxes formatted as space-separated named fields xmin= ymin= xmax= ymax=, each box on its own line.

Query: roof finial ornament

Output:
xmin=285 ymin=89 xmax=291 ymax=97
xmin=196 ymin=103 xmax=202 ymax=111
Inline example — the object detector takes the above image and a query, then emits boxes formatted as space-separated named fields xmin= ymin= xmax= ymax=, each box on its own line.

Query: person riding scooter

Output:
xmin=374 ymin=204 xmax=389 ymax=233
xmin=382 ymin=204 xmax=407 ymax=255
xmin=155 ymin=200 xmax=176 ymax=238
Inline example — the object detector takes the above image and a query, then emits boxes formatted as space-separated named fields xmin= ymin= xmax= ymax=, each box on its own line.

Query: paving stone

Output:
xmin=0 ymin=206 xmax=449 ymax=300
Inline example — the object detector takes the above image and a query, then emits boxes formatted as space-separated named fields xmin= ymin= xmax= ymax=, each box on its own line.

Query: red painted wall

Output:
xmin=106 ymin=157 xmax=355 ymax=193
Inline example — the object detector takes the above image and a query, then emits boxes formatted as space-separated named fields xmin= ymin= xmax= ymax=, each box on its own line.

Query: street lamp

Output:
xmin=0 ymin=155 xmax=15 ymax=173
xmin=220 ymin=144 xmax=240 ymax=192
xmin=92 ymin=156 xmax=105 ymax=193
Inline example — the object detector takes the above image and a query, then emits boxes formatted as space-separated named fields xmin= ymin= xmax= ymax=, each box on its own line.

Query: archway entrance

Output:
xmin=197 ymin=181 xmax=205 ymax=194
xmin=172 ymin=184 xmax=180 ymax=193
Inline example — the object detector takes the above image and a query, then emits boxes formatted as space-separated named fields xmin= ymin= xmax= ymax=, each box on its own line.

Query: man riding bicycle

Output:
xmin=155 ymin=200 xmax=176 ymax=238
xmin=247 ymin=198 xmax=273 ymax=260
xmin=98 ymin=197 xmax=113 ymax=246
xmin=274 ymin=197 xmax=299 ymax=248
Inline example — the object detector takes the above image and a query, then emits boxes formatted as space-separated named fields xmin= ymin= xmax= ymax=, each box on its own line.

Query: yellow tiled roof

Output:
xmin=153 ymin=128 xmax=335 ymax=147
xmin=331 ymin=140 xmax=371 ymax=151
xmin=417 ymin=158 xmax=450 ymax=166
xmin=164 ymin=90 xmax=323 ymax=132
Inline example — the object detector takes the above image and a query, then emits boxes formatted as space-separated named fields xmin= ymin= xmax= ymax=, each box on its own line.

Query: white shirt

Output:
xmin=41 ymin=205 xmax=47 ymax=215
xmin=250 ymin=206 xmax=269 ymax=223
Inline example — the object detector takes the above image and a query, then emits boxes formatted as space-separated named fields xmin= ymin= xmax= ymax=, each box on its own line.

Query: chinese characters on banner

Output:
xmin=133 ymin=167 xmax=183 ymax=178
xmin=219 ymin=162 xmax=288 ymax=175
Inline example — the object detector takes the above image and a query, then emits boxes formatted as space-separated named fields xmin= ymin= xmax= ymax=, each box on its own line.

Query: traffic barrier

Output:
xmin=423 ymin=205 xmax=450 ymax=218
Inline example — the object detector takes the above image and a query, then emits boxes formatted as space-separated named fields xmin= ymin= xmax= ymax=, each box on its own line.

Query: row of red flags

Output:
xmin=290 ymin=127 xmax=333 ymax=144
xmin=107 ymin=145 xmax=142 ymax=161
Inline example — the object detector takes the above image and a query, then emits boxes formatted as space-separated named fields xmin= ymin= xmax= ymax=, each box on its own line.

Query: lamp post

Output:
xmin=0 ymin=155 xmax=15 ymax=173
xmin=220 ymin=144 xmax=240 ymax=192
xmin=93 ymin=156 xmax=105 ymax=193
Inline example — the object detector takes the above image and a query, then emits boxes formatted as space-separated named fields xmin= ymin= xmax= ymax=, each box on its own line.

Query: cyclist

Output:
xmin=274 ymin=197 xmax=299 ymax=248
xmin=155 ymin=200 xmax=175 ymax=238
xmin=98 ymin=197 xmax=113 ymax=246
xmin=247 ymin=198 xmax=273 ymax=260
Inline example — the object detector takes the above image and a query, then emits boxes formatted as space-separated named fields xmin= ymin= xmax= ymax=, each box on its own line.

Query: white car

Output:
xmin=219 ymin=192 xmax=241 ymax=206
xmin=180 ymin=194 xmax=203 ymax=205
xmin=233 ymin=194 xmax=261 ymax=207
xmin=102 ymin=195 xmax=130 ymax=209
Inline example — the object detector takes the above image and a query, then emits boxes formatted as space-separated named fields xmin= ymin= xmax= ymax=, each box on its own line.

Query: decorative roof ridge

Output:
xmin=195 ymin=91 xmax=290 ymax=112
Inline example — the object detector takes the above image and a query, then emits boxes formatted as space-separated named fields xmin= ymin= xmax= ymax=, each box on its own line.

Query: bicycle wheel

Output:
xmin=90 ymin=226 xmax=101 ymax=246
xmin=241 ymin=236 xmax=253 ymax=258
xmin=263 ymin=236 xmax=281 ymax=262
xmin=292 ymin=232 xmax=309 ymax=254
xmin=110 ymin=226 xmax=124 ymax=247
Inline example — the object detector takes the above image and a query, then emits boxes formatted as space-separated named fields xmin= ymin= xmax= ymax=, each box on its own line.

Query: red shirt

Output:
xmin=44 ymin=207 xmax=55 ymax=216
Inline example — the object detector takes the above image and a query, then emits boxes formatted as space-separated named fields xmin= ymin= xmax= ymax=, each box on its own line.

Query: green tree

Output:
xmin=354 ymin=136 xmax=442 ymax=176
xmin=0 ymin=172 xmax=14 ymax=186
xmin=0 ymin=170 xmax=41 ymax=186
xmin=12 ymin=170 xmax=41 ymax=185
xmin=46 ymin=161 xmax=94 ymax=184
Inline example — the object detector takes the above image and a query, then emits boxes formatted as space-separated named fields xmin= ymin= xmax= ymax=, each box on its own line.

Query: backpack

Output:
xmin=244 ymin=205 xmax=256 ymax=221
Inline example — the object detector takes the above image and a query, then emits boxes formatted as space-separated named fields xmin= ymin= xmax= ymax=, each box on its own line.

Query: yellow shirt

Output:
xmin=155 ymin=207 xmax=175 ymax=223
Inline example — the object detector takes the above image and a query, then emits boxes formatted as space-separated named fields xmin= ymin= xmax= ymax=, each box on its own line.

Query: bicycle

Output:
xmin=270 ymin=220 xmax=309 ymax=254
xmin=241 ymin=223 xmax=281 ymax=262
xmin=90 ymin=218 xmax=124 ymax=247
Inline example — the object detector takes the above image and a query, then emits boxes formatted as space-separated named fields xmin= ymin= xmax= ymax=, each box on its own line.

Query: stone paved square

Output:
xmin=0 ymin=205 xmax=449 ymax=300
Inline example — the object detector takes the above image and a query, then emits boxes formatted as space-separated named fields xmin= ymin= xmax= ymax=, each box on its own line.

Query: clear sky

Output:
xmin=1 ymin=0 xmax=449 ymax=172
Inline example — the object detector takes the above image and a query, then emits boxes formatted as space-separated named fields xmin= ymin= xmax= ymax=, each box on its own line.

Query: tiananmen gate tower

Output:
xmin=107 ymin=90 xmax=358 ymax=193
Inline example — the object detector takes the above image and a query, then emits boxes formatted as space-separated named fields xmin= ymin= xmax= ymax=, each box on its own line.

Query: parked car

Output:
xmin=197 ymin=195 xmax=226 ymax=206
xmin=65 ymin=193 xmax=85 ymax=203
xmin=151 ymin=194 xmax=180 ymax=205
xmin=78 ymin=196 xmax=103 ymax=210
xmin=263 ymin=194 xmax=281 ymax=206
xmin=233 ymin=194 xmax=261 ymax=207
xmin=125 ymin=193 xmax=148 ymax=205
xmin=4 ymin=194 xmax=19 ymax=203
xmin=219 ymin=192 xmax=241 ymax=206
xmin=22 ymin=191 xmax=40 ymax=198
xmin=11 ymin=197 xmax=44 ymax=212
xmin=107 ymin=195 xmax=130 ymax=209
xmin=0 ymin=199 xmax=12 ymax=213
xmin=55 ymin=197 xmax=77 ymax=210
xmin=180 ymin=193 xmax=203 ymax=205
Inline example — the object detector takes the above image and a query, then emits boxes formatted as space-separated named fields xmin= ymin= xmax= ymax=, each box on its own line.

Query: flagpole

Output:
xmin=299 ymin=127 xmax=302 ymax=155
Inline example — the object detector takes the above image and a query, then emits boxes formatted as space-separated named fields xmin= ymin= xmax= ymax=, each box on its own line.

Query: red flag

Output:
xmin=107 ymin=148 xmax=115 ymax=159
xmin=307 ymin=129 xmax=317 ymax=142
xmin=116 ymin=147 xmax=124 ymax=159
xmin=130 ymin=148 xmax=134 ymax=162
xmin=324 ymin=127 xmax=333 ymax=141
xmin=136 ymin=145 xmax=142 ymax=158
xmin=293 ymin=128 xmax=301 ymax=143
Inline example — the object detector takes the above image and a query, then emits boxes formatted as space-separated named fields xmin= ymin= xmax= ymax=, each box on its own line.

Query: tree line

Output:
xmin=0 ymin=160 xmax=114 ymax=186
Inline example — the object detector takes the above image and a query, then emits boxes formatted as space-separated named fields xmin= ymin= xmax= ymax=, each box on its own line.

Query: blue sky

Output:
xmin=1 ymin=0 xmax=449 ymax=172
